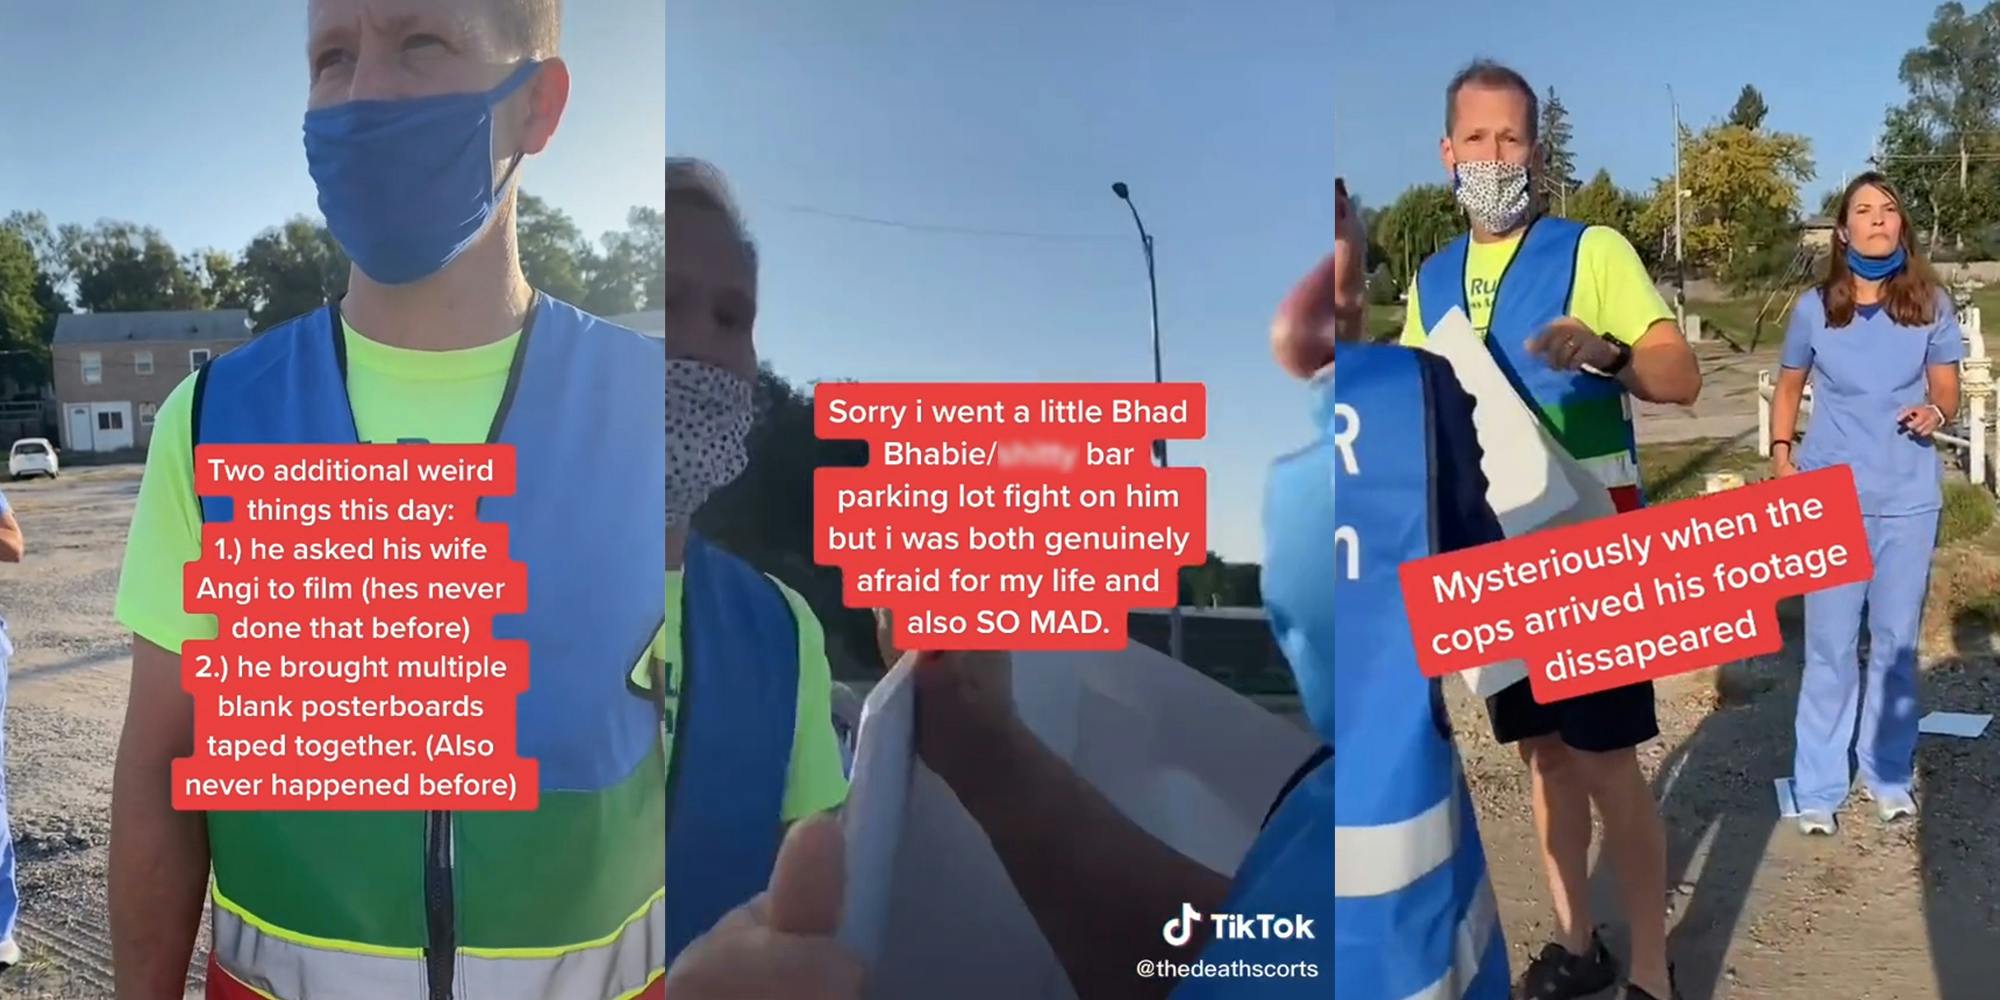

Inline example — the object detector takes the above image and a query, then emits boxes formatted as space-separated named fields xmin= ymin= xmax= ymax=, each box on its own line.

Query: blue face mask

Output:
xmin=1846 ymin=243 xmax=1907 ymax=282
xmin=304 ymin=61 xmax=542 ymax=286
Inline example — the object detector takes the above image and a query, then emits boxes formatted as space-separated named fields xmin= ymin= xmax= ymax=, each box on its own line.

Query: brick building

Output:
xmin=52 ymin=310 xmax=253 ymax=452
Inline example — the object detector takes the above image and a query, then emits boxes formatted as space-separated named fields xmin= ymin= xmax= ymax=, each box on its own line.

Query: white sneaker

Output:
xmin=1872 ymin=789 xmax=1917 ymax=822
xmin=0 ymin=938 xmax=20 ymax=967
xmin=1797 ymin=809 xmax=1837 ymax=835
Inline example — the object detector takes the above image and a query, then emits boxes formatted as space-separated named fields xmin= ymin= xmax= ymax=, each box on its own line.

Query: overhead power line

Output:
xmin=769 ymin=202 xmax=1128 ymax=244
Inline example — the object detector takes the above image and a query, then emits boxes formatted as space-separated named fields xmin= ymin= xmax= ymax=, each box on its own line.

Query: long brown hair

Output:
xmin=1820 ymin=172 xmax=1940 ymax=328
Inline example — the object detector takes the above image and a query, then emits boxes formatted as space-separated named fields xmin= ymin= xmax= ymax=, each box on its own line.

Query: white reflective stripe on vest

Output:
xmin=1333 ymin=766 xmax=1459 ymax=897
xmin=1397 ymin=878 xmax=1500 ymax=1000
xmin=1577 ymin=450 xmax=1639 ymax=490
xmin=212 ymin=892 xmax=665 ymax=1000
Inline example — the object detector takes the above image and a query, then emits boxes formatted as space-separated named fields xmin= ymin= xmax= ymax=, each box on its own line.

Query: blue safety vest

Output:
xmin=1261 ymin=345 xmax=1508 ymax=999
xmin=191 ymin=295 xmax=798 ymax=994
xmin=1416 ymin=217 xmax=1645 ymax=513
xmin=669 ymin=531 xmax=801 ymax=961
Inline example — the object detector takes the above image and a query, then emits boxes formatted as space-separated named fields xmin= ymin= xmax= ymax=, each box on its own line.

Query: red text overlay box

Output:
xmin=177 ymin=444 xmax=537 ymax=811
xmin=1398 ymin=466 xmax=1873 ymax=704
xmin=814 ymin=383 xmax=1208 ymax=650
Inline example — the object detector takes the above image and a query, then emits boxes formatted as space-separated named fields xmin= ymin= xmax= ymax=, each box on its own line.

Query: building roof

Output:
xmin=53 ymin=310 xmax=253 ymax=346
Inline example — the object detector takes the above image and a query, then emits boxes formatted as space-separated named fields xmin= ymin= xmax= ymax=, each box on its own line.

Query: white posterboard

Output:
xmin=1418 ymin=307 xmax=1618 ymax=697
xmin=837 ymin=643 xmax=1318 ymax=999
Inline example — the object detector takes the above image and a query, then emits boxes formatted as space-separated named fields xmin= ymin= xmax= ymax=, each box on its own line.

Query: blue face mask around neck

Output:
xmin=1846 ymin=243 xmax=1907 ymax=282
xmin=304 ymin=61 xmax=543 ymax=286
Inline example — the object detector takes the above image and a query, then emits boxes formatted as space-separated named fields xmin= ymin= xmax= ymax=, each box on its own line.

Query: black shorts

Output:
xmin=1486 ymin=679 xmax=1659 ymax=753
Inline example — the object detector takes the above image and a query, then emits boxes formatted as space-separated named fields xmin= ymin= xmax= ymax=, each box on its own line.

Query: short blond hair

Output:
xmin=491 ymin=0 xmax=560 ymax=58
xmin=666 ymin=157 xmax=758 ymax=274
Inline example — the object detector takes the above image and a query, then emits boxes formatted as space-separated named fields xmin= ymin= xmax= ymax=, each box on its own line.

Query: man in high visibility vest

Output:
xmin=107 ymin=6 xmax=841 ymax=999
xmin=1398 ymin=60 xmax=1698 ymax=1000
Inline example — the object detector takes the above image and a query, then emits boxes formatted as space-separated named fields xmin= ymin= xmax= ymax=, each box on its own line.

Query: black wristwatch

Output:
xmin=1593 ymin=335 xmax=1633 ymax=378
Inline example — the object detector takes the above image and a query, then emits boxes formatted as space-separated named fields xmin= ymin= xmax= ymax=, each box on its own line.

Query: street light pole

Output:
xmin=1671 ymin=85 xmax=1686 ymax=329
xmin=1112 ymin=181 xmax=1182 ymax=663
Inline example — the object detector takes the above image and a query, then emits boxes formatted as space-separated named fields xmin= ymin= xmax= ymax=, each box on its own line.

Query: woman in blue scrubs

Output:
xmin=1768 ymin=172 xmax=1964 ymax=837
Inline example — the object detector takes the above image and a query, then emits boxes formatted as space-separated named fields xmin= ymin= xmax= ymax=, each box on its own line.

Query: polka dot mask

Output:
xmin=666 ymin=359 xmax=754 ymax=524
xmin=1452 ymin=160 xmax=1533 ymax=234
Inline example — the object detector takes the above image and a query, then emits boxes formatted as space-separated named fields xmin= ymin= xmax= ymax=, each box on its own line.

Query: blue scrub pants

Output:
xmin=0 ymin=632 xmax=15 ymax=943
xmin=1793 ymin=511 xmax=1936 ymax=812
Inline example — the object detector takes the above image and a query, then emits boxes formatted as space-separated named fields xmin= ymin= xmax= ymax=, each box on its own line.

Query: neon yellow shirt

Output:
xmin=113 ymin=321 xmax=848 ymax=822
xmin=1399 ymin=225 xmax=1671 ymax=347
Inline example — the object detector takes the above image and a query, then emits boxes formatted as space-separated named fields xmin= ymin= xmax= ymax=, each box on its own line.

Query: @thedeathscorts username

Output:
xmin=1139 ymin=904 xmax=1320 ymax=981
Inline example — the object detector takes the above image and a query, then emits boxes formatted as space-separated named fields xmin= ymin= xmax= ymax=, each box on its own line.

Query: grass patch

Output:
xmin=1941 ymin=479 xmax=1996 ymax=547
xmin=1367 ymin=304 xmax=1402 ymax=343
xmin=1639 ymin=439 xmax=1767 ymax=506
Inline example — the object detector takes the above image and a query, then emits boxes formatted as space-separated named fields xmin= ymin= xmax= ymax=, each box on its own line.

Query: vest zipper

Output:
xmin=424 ymin=810 xmax=456 ymax=999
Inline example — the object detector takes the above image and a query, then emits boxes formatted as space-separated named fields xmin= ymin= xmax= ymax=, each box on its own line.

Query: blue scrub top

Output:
xmin=1782 ymin=288 xmax=1966 ymax=515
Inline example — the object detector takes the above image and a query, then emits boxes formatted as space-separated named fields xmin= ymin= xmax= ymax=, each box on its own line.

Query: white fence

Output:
xmin=1757 ymin=303 xmax=1996 ymax=488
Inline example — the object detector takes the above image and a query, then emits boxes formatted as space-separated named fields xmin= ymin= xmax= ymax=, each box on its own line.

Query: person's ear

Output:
xmin=516 ymin=58 xmax=571 ymax=156
xmin=1440 ymin=137 xmax=1456 ymax=180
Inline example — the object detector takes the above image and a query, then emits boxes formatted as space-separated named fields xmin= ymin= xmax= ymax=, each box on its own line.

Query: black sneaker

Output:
xmin=1512 ymin=932 xmax=1620 ymax=999
xmin=1619 ymin=964 xmax=1681 ymax=1000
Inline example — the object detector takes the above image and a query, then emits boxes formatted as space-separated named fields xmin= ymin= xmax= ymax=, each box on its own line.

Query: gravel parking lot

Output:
xmin=0 ymin=466 xmax=204 ymax=999
xmin=2 ymin=458 xmax=1997 ymax=999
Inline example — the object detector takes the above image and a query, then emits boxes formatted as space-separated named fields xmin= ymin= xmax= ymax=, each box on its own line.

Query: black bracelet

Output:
xmin=1770 ymin=440 xmax=1793 ymax=458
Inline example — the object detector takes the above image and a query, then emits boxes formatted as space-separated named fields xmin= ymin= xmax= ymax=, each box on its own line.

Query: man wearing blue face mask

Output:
xmin=108 ymin=3 xmax=691 ymax=999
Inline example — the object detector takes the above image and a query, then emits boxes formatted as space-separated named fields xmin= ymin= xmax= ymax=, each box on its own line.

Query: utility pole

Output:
xmin=1111 ymin=181 xmax=1183 ymax=663
xmin=1671 ymin=85 xmax=1686 ymax=330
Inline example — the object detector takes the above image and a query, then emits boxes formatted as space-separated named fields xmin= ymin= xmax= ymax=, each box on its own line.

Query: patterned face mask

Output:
xmin=666 ymin=359 xmax=755 ymax=525
xmin=1452 ymin=160 xmax=1533 ymax=234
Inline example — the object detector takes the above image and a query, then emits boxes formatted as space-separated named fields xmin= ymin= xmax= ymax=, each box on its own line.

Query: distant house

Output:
xmin=1800 ymin=215 xmax=1837 ymax=251
xmin=52 ymin=310 xmax=253 ymax=452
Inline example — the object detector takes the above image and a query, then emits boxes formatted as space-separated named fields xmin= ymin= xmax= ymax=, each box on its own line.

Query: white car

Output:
xmin=8 ymin=438 xmax=58 ymax=480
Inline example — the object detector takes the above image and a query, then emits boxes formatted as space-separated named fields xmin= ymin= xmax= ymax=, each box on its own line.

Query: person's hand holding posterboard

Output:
xmin=1413 ymin=307 xmax=1617 ymax=698
xmin=1398 ymin=466 xmax=1873 ymax=704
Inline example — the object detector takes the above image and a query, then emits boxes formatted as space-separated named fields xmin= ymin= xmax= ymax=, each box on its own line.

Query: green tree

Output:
xmin=1360 ymin=203 xmax=1389 ymax=271
xmin=2 ymin=212 xmax=68 ymax=293
xmin=63 ymin=222 xmax=206 ymax=313
xmin=1729 ymin=84 xmax=1769 ymax=131
xmin=1898 ymin=1 xmax=2000 ymax=246
xmin=1177 ymin=553 xmax=1264 ymax=607
xmin=238 ymin=218 xmax=351 ymax=330
xmin=1539 ymin=87 xmax=1579 ymax=211
xmin=1877 ymin=102 xmax=1954 ymax=244
xmin=1376 ymin=185 xmax=1463 ymax=292
xmin=1568 ymin=169 xmax=1637 ymax=232
xmin=0 ymin=214 xmax=70 ymax=385
xmin=191 ymin=249 xmax=251 ymax=311
xmin=1636 ymin=123 xmax=1814 ymax=273
xmin=0 ymin=227 xmax=50 ymax=388
xmin=574 ymin=208 xmax=657 ymax=316
xmin=517 ymin=192 xmax=592 ymax=304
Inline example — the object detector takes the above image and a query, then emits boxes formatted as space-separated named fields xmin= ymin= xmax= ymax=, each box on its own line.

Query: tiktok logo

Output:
xmin=1161 ymin=902 xmax=1203 ymax=947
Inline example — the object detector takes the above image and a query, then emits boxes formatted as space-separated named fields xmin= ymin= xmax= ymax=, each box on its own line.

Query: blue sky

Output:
xmin=0 ymin=0 xmax=663 ymax=260
xmin=669 ymin=0 xmax=1337 ymax=563
xmin=1333 ymin=0 xmax=1935 ymax=217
